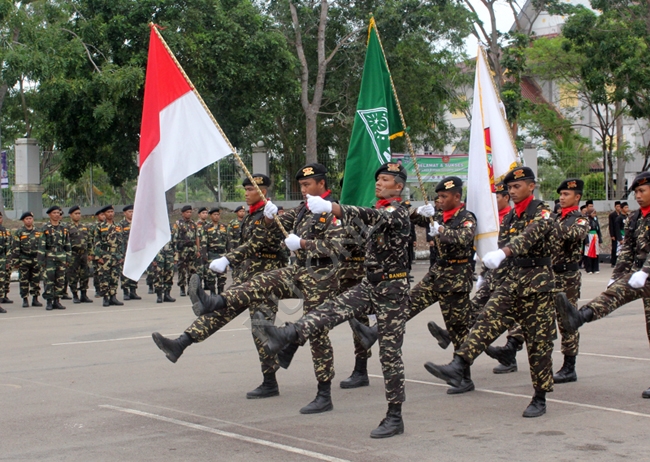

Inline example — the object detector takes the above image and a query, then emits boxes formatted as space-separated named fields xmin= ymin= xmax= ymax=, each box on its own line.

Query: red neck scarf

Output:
xmin=306 ymin=190 xmax=332 ymax=210
xmin=561 ymin=205 xmax=579 ymax=219
xmin=642 ymin=205 xmax=650 ymax=217
xmin=443 ymin=204 xmax=464 ymax=223
xmin=514 ymin=195 xmax=534 ymax=217
xmin=376 ymin=197 xmax=401 ymax=209
xmin=249 ymin=199 xmax=265 ymax=214
xmin=498 ymin=205 xmax=512 ymax=224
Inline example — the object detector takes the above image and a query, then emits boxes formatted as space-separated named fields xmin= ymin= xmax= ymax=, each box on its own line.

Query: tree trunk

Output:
xmin=615 ymin=106 xmax=625 ymax=199
xmin=305 ymin=108 xmax=318 ymax=164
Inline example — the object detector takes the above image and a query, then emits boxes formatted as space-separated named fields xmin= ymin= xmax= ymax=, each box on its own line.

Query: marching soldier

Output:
xmin=0 ymin=211 xmax=10 ymax=313
xmin=12 ymin=211 xmax=43 ymax=308
xmin=152 ymin=225 xmax=176 ymax=303
xmin=91 ymin=209 xmax=106 ymax=298
xmin=173 ymin=205 xmax=200 ymax=296
xmin=203 ymin=208 xmax=228 ymax=294
xmin=38 ymin=206 xmax=71 ymax=310
xmin=92 ymin=205 xmax=124 ymax=307
xmin=258 ymin=162 xmax=412 ymax=438
xmin=67 ymin=206 xmax=93 ymax=303
xmin=119 ymin=205 xmax=141 ymax=300
xmin=227 ymin=205 xmax=245 ymax=251
xmin=556 ymin=171 xmax=650 ymax=399
xmin=196 ymin=207 xmax=211 ymax=292
xmin=423 ymin=166 xmax=557 ymax=419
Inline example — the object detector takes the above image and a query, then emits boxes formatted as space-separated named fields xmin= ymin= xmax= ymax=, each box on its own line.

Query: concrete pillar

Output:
xmin=522 ymin=138 xmax=540 ymax=199
xmin=251 ymin=141 xmax=269 ymax=177
xmin=12 ymin=138 xmax=43 ymax=219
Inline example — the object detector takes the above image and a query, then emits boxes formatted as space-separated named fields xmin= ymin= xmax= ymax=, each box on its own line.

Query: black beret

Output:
xmin=503 ymin=166 xmax=535 ymax=184
xmin=181 ymin=205 xmax=192 ymax=213
xmin=277 ymin=205 xmax=284 ymax=211
xmin=46 ymin=205 xmax=62 ymax=214
xmin=296 ymin=163 xmax=327 ymax=181
xmin=209 ymin=207 xmax=220 ymax=214
xmin=435 ymin=176 xmax=463 ymax=193
xmin=19 ymin=211 xmax=33 ymax=220
xmin=96 ymin=205 xmax=113 ymax=215
xmin=242 ymin=174 xmax=271 ymax=187
xmin=196 ymin=207 xmax=207 ymax=214
xmin=68 ymin=205 xmax=80 ymax=214
xmin=621 ymin=202 xmax=628 ymax=207
xmin=122 ymin=204 xmax=134 ymax=212
xmin=234 ymin=205 xmax=245 ymax=213
xmin=631 ymin=172 xmax=650 ymax=191
xmin=375 ymin=162 xmax=407 ymax=182
xmin=556 ymin=178 xmax=584 ymax=194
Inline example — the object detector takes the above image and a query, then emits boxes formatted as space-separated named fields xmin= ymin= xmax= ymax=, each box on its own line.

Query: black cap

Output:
xmin=122 ymin=204 xmax=134 ymax=212
xmin=621 ymin=202 xmax=628 ymax=207
xmin=614 ymin=201 xmax=621 ymax=206
xmin=69 ymin=205 xmax=80 ymax=214
xmin=556 ymin=178 xmax=584 ymax=194
xmin=631 ymin=172 xmax=650 ymax=191
xmin=96 ymin=205 xmax=113 ymax=215
xmin=46 ymin=205 xmax=62 ymax=214
xmin=375 ymin=162 xmax=407 ymax=182
xmin=197 ymin=207 xmax=207 ymax=214
xmin=209 ymin=207 xmax=220 ymax=214
xmin=434 ymin=176 xmax=463 ymax=193
xmin=242 ymin=174 xmax=271 ymax=187
xmin=181 ymin=205 xmax=192 ymax=213
xmin=503 ymin=166 xmax=535 ymax=184
xmin=295 ymin=163 xmax=327 ymax=181
xmin=234 ymin=205 xmax=245 ymax=213
xmin=19 ymin=211 xmax=33 ymax=220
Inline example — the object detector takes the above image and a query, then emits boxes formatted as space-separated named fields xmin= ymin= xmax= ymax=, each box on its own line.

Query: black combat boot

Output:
xmin=72 ymin=291 xmax=81 ymax=304
xmin=259 ymin=318 xmax=298 ymax=355
xmin=427 ymin=321 xmax=451 ymax=349
xmin=61 ymin=292 xmax=72 ymax=300
xmin=486 ymin=337 xmax=521 ymax=374
xmin=109 ymin=295 xmax=124 ymax=306
xmin=53 ymin=299 xmax=66 ymax=310
xmin=246 ymin=372 xmax=280 ymax=399
xmin=163 ymin=291 xmax=176 ymax=302
xmin=350 ymin=318 xmax=378 ymax=350
xmin=642 ymin=387 xmax=650 ymax=399
xmin=148 ymin=284 xmax=154 ymax=294
xmin=555 ymin=292 xmax=593 ymax=333
xmin=0 ymin=305 xmax=5 ymax=313
xmin=179 ymin=286 xmax=186 ymax=297
xmin=156 ymin=290 xmax=163 ymax=304
xmin=2 ymin=297 xmax=13 ymax=303
xmin=340 ymin=357 xmax=370 ymax=389
xmin=103 ymin=296 xmax=110 ymax=307
xmin=300 ymin=380 xmax=333 ymax=414
xmin=370 ymin=403 xmax=404 ymax=439
xmin=46 ymin=299 xmax=53 ymax=310
xmin=123 ymin=288 xmax=131 ymax=300
xmin=129 ymin=289 xmax=142 ymax=300
xmin=424 ymin=355 xmax=468 ymax=388
xmin=189 ymin=274 xmax=221 ymax=315
xmin=32 ymin=296 xmax=43 ymax=307
xmin=80 ymin=291 xmax=93 ymax=303
xmin=278 ymin=342 xmax=299 ymax=369
xmin=553 ymin=355 xmax=577 ymax=383
xmin=152 ymin=332 xmax=193 ymax=363
xmin=492 ymin=361 xmax=518 ymax=374
xmin=522 ymin=391 xmax=546 ymax=417
xmin=447 ymin=364 xmax=475 ymax=395
xmin=22 ymin=297 xmax=28 ymax=308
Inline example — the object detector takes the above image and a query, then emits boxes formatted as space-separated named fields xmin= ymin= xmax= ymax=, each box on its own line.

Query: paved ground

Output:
xmin=2 ymin=263 xmax=650 ymax=461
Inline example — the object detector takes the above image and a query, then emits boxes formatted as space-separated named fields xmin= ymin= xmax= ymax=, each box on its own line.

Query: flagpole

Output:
xmin=149 ymin=23 xmax=288 ymax=237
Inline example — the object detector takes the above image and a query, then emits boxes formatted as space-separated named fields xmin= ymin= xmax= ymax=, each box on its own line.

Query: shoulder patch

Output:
xmin=319 ymin=217 xmax=326 ymax=223
xmin=576 ymin=218 xmax=588 ymax=226
xmin=385 ymin=205 xmax=396 ymax=212
xmin=254 ymin=220 xmax=261 ymax=225
xmin=463 ymin=220 xmax=473 ymax=228
xmin=540 ymin=210 xmax=550 ymax=220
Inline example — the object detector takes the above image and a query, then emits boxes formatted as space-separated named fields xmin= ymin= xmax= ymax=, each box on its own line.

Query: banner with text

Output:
xmin=391 ymin=153 xmax=468 ymax=183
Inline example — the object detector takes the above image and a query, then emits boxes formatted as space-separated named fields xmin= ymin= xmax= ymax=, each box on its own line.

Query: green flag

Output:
xmin=340 ymin=17 xmax=405 ymax=207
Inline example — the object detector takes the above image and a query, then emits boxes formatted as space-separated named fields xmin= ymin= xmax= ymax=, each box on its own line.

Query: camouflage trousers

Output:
xmin=202 ymin=263 xmax=227 ymax=294
xmin=292 ymin=277 xmax=409 ymax=403
xmin=456 ymin=286 xmax=556 ymax=393
xmin=67 ymin=252 xmax=90 ymax=291
xmin=153 ymin=253 xmax=175 ymax=293
xmin=470 ymin=281 xmax=526 ymax=345
xmin=18 ymin=257 xmax=41 ymax=298
xmin=408 ymin=272 xmax=471 ymax=351
xmin=176 ymin=251 xmax=197 ymax=288
xmin=554 ymin=271 xmax=581 ymax=356
xmin=95 ymin=256 xmax=121 ymax=296
xmin=339 ymin=277 xmax=371 ymax=360
xmin=42 ymin=257 xmax=67 ymax=300
xmin=0 ymin=258 xmax=9 ymax=298
xmin=121 ymin=275 xmax=138 ymax=291
xmin=146 ymin=262 xmax=154 ymax=287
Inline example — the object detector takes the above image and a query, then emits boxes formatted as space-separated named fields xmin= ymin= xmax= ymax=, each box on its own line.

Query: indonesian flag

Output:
xmin=123 ymin=25 xmax=233 ymax=280
xmin=467 ymin=47 xmax=519 ymax=259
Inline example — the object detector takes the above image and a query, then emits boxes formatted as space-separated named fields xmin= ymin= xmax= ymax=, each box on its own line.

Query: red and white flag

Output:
xmin=123 ymin=26 xmax=232 ymax=280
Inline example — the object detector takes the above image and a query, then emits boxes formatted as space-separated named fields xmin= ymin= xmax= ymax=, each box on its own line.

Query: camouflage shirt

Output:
xmin=92 ymin=221 xmax=124 ymax=260
xmin=12 ymin=226 xmax=41 ymax=261
xmin=205 ymin=221 xmax=229 ymax=260
xmin=0 ymin=225 xmax=11 ymax=261
xmin=227 ymin=218 xmax=243 ymax=251
xmin=173 ymin=218 xmax=200 ymax=253
xmin=38 ymin=223 xmax=71 ymax=264
xmin=337 ymin=218 xmax=367 ymax=280
xmin=552 ymin=210 xmax=590 ymax=267
xmin=119 ymin=219 xmax=132 ymax=253
xmin=224 ymin=205 xmax=285 ymax=268
xmin=68 ymin=222 xmax=93 ymax=255
xmin=613 ymin=210 xmax=650 ymax=280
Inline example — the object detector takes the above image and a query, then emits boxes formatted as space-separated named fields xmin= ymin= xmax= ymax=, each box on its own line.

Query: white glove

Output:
xmin=483 ymin=249 xmax=507 ymax=269
xmin=210 ymin=256 xmax=229 ymax=273
xmin=284 ymin=233 xmax=303 ymax=251
xmin=263 ymin=200 xmax=278 ymax=219
xmin=628 ymin=270 xmax=648 ymax=289
xmin=477 ymin=275 xmax=485 ymax=289
xmin=428 ymin=222 xmax=440 ymax=237
xmin=306 ymin=194 xmax=332 ymax=214
xmin=417 ymin=204 xmax=436 ymax=217
xmin=607 ymin=278 xmax=615 ymax=288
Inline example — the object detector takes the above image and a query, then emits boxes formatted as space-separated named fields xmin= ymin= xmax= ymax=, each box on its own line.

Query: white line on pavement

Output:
xmin=569 ymin=351 xmax=650 ymax=362
xmin=99 ymin=404 xmax=351 ymax=462
xmin=52 ymin=328 xmax=249 ymax=346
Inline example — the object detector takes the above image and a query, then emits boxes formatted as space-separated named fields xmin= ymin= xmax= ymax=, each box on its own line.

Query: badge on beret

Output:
xmin=302 ymin=167 xmax=315 ymax=176
xmin=513 ymin=169 xmax=525 ymax=179
xmin=253 ymin=176 xmax=264 ymax=184
xmin=639 ymin=178 xmax=648 ymax=186
xmin=495 ymin=183 xmax=505 ymax=192
xmin=567 ymin=180 xmax=577 ymax=189
xmin=444 ymin=180 xmax=455 ymax=190
xmin=387 ymin=163 xmax=400 ymax=172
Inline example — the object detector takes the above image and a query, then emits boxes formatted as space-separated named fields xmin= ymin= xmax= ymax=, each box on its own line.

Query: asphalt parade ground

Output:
xmin=2 ymin=263 xmax=650 ymax=461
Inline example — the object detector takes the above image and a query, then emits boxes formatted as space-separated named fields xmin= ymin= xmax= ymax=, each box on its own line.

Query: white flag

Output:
xmin=467 ymin=47 xmax=519 ymax=258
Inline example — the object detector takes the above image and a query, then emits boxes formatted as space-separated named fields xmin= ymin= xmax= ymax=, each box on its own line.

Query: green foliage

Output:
xmin=583 ymin=172 xmax=605 ymax=200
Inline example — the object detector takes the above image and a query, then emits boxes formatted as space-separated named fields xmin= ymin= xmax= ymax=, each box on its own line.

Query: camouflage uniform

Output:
xmin=409 ymin=206 xmax=476 ymax=350
xmin=37 ymin=224 xmax=71 ymax=300
xmin=227 ymin=217 xmax=244 ymax=282
xmin=67 ymin=222 xmax=92 ymax=292
xmin=173 ymin=217 xmax=200 ymax=289
xmin=153 ymin=241 xmax=175 ymax=294
xmin=92 ymin=221 xmax=124 ymax=297
xmin=287 ymin=200 xmax=411 ymax=404
xmin=456 ymin=200 xmax=557 ymax=394
xmin=89 ymin=221 xmax=101 ymax=295
xmin=12 ymin=226 xmax=42 ymax=298
xmin=0 ymin=225 xmax=11 ymax=300
xmin=186 ymin=196 xmax=343 ymax=383
xmin=203 ymin=221 xmax=229 ymax=293
xmin=119 ymin=219 xmax=138 ymax=292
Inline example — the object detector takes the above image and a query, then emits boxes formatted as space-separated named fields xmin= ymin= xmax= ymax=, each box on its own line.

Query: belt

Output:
xmin=344 ymin=256 xmax=365 ymax=262
xmin=437 ymin=258 xmax=470 ymax=267
xmin=552 ymin=262 xmax=579 ymax=273
xmin=256 ymin=252 xmax=279 ymax=260
xmin=366 ymin=270 xmax=409 ymax=283
xmin=297 ymin=257 xmax=333 ymax=267
xmin=512 ymin=257 xmax=551 ymax=268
